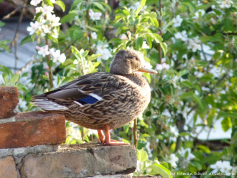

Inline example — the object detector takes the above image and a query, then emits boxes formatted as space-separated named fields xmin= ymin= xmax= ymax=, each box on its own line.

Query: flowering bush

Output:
xmin=1 ymin=0 xmax=237 ymax=177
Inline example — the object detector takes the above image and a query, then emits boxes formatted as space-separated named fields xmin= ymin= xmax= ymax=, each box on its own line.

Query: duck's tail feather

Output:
xmin=32 ymin=96 xmax=68 ymax=111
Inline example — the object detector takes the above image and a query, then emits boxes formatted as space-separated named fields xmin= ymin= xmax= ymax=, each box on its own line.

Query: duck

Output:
xmin=33 ymin=49 xmax=157 ymax=145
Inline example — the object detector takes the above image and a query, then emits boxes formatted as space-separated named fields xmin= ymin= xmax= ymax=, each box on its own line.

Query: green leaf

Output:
xmin=160 ymin=42 xmax=167 ymax=56
xmin=192 ymin=94 xmax=204 ymax=109
xmin=217 ymin=112 xmax=236 ymax=119
xmin=88 ymin=54 xmax=101 ymax=61
xmin=34 ymin=12 xmax=42 ymax=21
xmin=20 ymin=35 xmax=35 ymax=46
xmin=10 ymin=74 xmax=20 ymax=85
xmin=197 ymin=145 xmax=211 ymax=154
xmin=181 ymin=81 xmax=193 ymax=88
xmin=136 ymin=37 xmax=143 ymax=50
xmin=190 ymin=162 xmax=202 ymax=170
xmin=73 ymin=30 xmax=84 ymax=41
xmin=137 ymin=149 xmax=148 ymax=162
xmin=0 ymin=44 xmax=10 ymax=52
xmin=135 ymin=0 xmax=146 ymax=16
xmin=45 ymin=0 xmax=53 ymax=6
xmin=179 ymin=132 xmax=191 ymax=137
xmin=55 ymin=1 xmax=65 ymax=12
xmin=177 ymin=70 xmax=189 ymax=77
xmin=61 ymin=13 xmax=77 ymax=23
xmin=180 ymin=92 xmax=193 ymax=99
xmin=86 ymin=26 xmax=98 ymax=32
xmin=150 ymin=163 xmax=173 ymax=178
xmin=93 ymin=2 xmax=105 ymax=11
xmin=221 ymin=117 xmax=232 ymax=132
xmin=99 ymin=2 xmax=112 ymax=13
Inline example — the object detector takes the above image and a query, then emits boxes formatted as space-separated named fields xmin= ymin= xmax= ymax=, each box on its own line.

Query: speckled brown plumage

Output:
xmin=33 ymin=49 xmax=157 ymax=145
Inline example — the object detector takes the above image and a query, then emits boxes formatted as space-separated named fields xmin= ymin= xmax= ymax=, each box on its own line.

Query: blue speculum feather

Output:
xmin=78 ymin=96 xmax=98 ymax=105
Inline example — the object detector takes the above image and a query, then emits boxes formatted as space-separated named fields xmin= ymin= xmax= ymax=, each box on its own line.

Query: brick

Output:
xmin=21 ymin=143 xmax=137 ymax=178
xmin=0 ymin=111 xmax=66 ymax=148
xmin=0 ymin=86 xmax=19 ymax=119
xmin=0 ymin=156 xmax=17 ymax=178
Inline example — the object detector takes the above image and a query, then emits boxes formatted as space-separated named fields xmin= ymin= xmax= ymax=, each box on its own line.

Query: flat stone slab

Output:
xmin=0 ymin=156 xmax=17 ymax=178
xmin=21 ymin=143 xmax=137 ymax=178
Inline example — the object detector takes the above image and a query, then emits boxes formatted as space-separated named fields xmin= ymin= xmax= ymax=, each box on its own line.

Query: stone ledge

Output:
xmin=0 ymin=86 xmax=19 ymax=119
xmin=0 ymin=111 xmax=66 ymax=148
xmin=20 ymin=143 xmax=137 ymax=178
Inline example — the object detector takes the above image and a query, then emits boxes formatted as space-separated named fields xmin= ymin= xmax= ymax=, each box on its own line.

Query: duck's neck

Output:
xmin=122 ymin=73 xmax=148 ymax=87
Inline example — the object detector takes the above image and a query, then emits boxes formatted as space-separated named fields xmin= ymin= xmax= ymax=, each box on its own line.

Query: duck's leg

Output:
xmin=97 ymin=130 xmax=105 ymax=143
xmin=104 ymin=124 xmax=129 ymax=145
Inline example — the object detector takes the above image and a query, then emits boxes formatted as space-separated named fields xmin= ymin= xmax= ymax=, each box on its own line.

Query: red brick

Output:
xmin=0 ymin=86 xmax=19 ymax=119
xmin=0 ymin=156 xmax=17 ymax=178
xmin=0 ymin=111 xmax=66 ymax=148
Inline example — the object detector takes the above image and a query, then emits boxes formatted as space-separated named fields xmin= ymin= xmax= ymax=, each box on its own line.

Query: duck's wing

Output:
xmin=32 ymin=72 xmax=125 ymax=111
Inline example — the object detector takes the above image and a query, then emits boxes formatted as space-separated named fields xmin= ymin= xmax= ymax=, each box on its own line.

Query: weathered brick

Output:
xmin=0 ymin=156 xmax=17 ymax=178
xmin=21 ymin=144 xmax=137 ymax=178
xmin=0 ymin=111 xmax=66 ymax=148
xmin=0 ymin=86 xmax=19 ymax=119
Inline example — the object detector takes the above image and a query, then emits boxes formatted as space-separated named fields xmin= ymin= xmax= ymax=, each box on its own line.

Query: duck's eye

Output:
xmin=127 ymin=56 xmax=134 ymax=59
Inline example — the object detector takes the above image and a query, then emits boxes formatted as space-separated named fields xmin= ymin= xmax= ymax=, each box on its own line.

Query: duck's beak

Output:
xmin=137 ymin=66 xmax=157 ymax=74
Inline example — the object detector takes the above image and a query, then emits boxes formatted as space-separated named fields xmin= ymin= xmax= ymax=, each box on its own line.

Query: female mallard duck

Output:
xmin=33 ymin=49 xmax=157 ymax=145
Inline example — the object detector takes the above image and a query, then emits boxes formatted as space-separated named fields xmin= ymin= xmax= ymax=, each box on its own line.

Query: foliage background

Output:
xmin=0 ymin=0 xmax=237 ymax=177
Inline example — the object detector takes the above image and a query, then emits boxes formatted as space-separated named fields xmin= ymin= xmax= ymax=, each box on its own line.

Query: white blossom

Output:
xmin=96 ymin=42 xmax=112 ymax=61
xmin=194 ymin=9 xmax=205 ymax=19
xmin=27 ymin=21 xmax=40 ymax=35
xmin=38 ymin=45 xmax=49 ymax=57
xmin=170 ymin=126 xmax=178 ymax=137
xmin=210 ymin=161 xmax=233 ymax=175
xmin=130 ymin=2 xmax=147 ymax=11
xmin=174 ymin=31 xmax=188 ymax=41
xmin=91 ymin=32 xmax=97 ymax=39
xmin=178 ymin=147 xmax=195 ymax=161
xmin=30 ymin=0 xmax=42 ymax=6
xmin=187 ymin=37 xmax=201 ymax=52
xmin=142 ymin=41 xmax=149 ymax=49
xmin=168 ymin=154 xmax=179 ymax=168
xmin=41 ymin=4 xmax=54 ymax=16
xmin=52 ymin=29 xmax=59 ymax=38
xmin=173 ymin=15 xmax=183 ymax=27
xmin=217 ymin=0 xmax=233 ymax=9
xmin=52 ymin=50 xmax=66 ymax=63
xmin=156 ymin=63 xmax=170 ymax=70
xmin=89 ymin=10 xmax=102 ymax=20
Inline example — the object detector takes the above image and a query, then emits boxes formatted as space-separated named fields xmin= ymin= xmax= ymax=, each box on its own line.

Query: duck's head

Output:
xmin=110 ymin=49 xmax=157 ymax=75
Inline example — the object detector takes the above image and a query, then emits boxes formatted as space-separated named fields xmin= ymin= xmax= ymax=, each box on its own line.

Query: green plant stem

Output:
xmin=133 ymin=118 xmax=137 ymax=146
xmin=45 ymin=38 xmax=54 ymax=90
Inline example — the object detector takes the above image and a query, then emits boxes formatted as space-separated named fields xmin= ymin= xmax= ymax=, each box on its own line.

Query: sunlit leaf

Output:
xmin=55 ymin=1 xmax=65 ymax=12
xmin=150 ymin=163 xmax=173 ymax=178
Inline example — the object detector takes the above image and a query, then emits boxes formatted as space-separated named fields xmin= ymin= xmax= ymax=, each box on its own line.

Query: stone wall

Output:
xmin=0 ymin=86 xmax=137 ymax=178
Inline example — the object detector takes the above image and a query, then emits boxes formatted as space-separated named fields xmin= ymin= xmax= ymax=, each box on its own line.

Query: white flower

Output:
xmin=50 ymin=0 xmax=55 ymax=3
xmin=174 ymin=30 xmax=188 ymax=41
xmin=217 ymin=0 xmax=233 ymax=9
xmin=194 ymin=9 xmax=205 ymax=19
xmin=168 ymin=154 xmax=179 ymax=168
xmin=96 ymin=42 xmax=112 ymax=61
xmin=30 ymin=0 xmax=42 ymax=6
xmin=170 ymin=126 xmax=178 ymax=137
xmin=52 ymin=50 xmax=66 ymax=63
xmin=178 ymin=147 xmax=195 ymax=161
xmin=52 ymin=29 xmax=59 ymax=38
xmin=187 ymin=37 xmax=201 ymax=52
xmin=156 ymin=63 xmax=170 ymax=70
xmin=142 ymin=41 xmax=149 ymax=49
xmin=89 ymin=10 xmax=102 ymax=20
xmin=41 ymin=4 xmax=53 ymax=16
xmin=173 ymin=15 xmax=183 ymax=27
xmin=47 ymin=14 xmax=61 ymax=27
xmin=91 ymin=32 xmax=97 ymax=39
xmin=120 ymin=34 xmax=128 ymax=40
xmin=130 ymin=2 xmax=147 ymax=11
xmin=27 ymin=21 xmax=40 ymax=35
xmin=49 ymin=48 xmax=55 ymax=56
xmin=38 ymin=45 xmax=49 ymax=57
xmin=210 ymin=161 xmax=232 ymax=175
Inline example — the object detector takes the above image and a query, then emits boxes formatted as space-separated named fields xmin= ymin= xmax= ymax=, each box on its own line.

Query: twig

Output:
xmin=158 ymin=0 xmax=162 ymax=64
xmin=10 ymin=0 xmax=28 ymax=73
xmin=3 ymin=5 xmax=32 ymax=20
xmin=45 ymin=38 xmax=54 ymax=90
